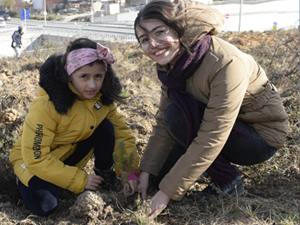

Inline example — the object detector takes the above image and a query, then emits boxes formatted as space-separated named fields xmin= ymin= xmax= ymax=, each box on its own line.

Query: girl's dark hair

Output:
xmin=39 ymin=38 xmax=125 ymax=115
xmin=60 ymin=38 xmax=126 ymax=105
xmin=39 ymin=54 xmax=77 ymax=114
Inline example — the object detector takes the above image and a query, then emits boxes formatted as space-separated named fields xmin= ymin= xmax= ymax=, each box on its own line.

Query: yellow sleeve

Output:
xmin=21 ymin=98 xmax=88 ymax=194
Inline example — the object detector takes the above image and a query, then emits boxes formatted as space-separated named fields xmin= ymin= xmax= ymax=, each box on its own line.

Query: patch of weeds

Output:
xmin=124 ymin=197 xmax=159 ymax=225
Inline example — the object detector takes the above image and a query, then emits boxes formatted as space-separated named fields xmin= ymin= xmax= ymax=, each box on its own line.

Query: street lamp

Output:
xmin=44 ymin=0 xmax=47 ymax=25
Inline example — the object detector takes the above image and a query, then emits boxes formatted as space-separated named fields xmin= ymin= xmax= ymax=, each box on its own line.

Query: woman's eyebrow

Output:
xmin=138 ymin=25 xmax=166 ymax=39
xmin=149 ymin=25 xmax=165 ymax=33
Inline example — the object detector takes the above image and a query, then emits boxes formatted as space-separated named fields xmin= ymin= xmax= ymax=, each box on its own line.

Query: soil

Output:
xmin=0 ymin=28 xmax=299 ymax=225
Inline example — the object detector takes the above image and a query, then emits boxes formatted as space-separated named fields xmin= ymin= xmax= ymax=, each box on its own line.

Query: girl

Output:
xmin=134 ymin=0 xmax=288 ymax=219
xmin=9 ymin=38 xmax=140 ymax=216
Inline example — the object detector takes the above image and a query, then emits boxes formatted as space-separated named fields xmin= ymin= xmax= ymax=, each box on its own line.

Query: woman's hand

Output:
xmin=137 ymin=171 xmax=150 ymax=200
xmin=85 ymin=174 xmax=104 ymax=191
xmin=148 ymin=190 xmax=171 ymax=220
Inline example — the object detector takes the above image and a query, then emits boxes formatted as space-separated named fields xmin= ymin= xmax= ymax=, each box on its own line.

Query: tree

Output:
xmin=0 ymin=0 xmax=15 ymax=10
xmin=61 ymin=0 xmax=69 ymax=9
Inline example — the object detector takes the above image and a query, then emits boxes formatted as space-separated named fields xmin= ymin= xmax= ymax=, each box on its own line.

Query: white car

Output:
xmin=0 ymin=18 xmax=6 ymax=28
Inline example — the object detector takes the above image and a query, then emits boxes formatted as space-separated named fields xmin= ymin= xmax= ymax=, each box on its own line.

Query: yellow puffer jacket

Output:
xmin=10 ymin=84 xmax=139 ymax=194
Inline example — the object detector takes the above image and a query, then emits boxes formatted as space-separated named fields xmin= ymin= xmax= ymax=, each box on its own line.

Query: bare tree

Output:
xmin=0 ymin=0 xmax=15 ymax=10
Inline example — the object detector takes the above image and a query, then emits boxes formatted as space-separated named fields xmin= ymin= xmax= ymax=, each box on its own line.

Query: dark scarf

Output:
xmin=158 ymin=35 xmax=240 ymax=188
xmin=158 ymin=35 xmax=211 ymax=147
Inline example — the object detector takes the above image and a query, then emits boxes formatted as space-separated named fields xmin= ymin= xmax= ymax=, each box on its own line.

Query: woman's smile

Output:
xmin=154 ymin=48 xmax=168 ymax=56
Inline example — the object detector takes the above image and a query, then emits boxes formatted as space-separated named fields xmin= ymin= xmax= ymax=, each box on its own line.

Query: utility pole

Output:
xmin=24 ymin=9 xmax=26 ymax=27
xmin=91 ymin=0 xmax=94 ymax=23
xmin=238 ymin=0 xmax=243 ymax=33
xmin=44 ymin=0 xmax=47 ymax=26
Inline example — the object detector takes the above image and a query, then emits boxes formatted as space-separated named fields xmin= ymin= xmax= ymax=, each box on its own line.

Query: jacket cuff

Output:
xmin=159 ymin=177 xmax=185 ymax=201
xmin=119 ymin=169 xmax=140 ymax=183
xmin=139 ymin=163 xmax=160 ymax=176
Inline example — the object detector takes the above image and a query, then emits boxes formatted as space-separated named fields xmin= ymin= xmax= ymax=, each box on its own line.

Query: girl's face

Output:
xmin=136 ymin=19 xmax=180 ymax=66
xmin=69 ymin=62 xmax=106 ymax=99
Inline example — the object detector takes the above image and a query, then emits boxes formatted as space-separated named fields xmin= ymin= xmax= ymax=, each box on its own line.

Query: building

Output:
xmin=31 ymin=0 xmax=62 ymax=11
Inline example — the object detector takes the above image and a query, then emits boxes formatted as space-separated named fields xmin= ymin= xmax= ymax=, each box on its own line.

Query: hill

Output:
xmin=0 ymin=28 xmax=299 ymax=225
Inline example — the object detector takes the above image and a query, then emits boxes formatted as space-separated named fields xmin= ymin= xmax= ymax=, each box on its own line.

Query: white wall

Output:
xmin=32 ymin=0 xmax=44 ymax=10
xmin=0 ymin=26 xmax=136 ymax=58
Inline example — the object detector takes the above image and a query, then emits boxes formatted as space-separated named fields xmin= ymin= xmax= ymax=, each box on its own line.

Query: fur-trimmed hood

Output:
xmin=39 ymin=54 xmax=77 ymax=115
xmin=38 ymin=54 xmax=123 ymax=115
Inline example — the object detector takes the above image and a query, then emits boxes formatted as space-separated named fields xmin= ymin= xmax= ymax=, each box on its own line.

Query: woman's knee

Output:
xmin=163 ymin=103 xmax=187 ymax=146
xmin=163 ymin=103 xmax=185 ymax=129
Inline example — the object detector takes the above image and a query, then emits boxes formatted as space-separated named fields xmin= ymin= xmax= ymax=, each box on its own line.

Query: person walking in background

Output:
xmin=134 ymin=0 xmax=288 ymax=219
xmin=11 ymin=26 xmax=24 ymax=58
xmin=9 ymin=38 xmax=140 ymax=216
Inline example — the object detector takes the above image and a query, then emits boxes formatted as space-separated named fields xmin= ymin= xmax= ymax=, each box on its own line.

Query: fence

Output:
xmin=0 ymin=26 xmax=137 ymax=58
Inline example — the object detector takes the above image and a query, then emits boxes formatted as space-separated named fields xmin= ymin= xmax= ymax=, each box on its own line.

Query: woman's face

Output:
xmin=136 ymin=19 xmax=180 ymax=66
xmin=69 ymin=62 xmax=106 ymax=99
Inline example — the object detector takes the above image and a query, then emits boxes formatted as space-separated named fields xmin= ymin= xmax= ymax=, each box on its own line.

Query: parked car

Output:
xmin=0 ymin=18 xmax=6 ymax=28
xmin=129 ymin=7 xmax=137 ymax=12
xmin=3 ymin=14 xmax=11 ymax=21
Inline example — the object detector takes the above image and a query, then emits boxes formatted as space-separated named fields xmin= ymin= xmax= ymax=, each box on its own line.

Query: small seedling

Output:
xmin=113 ymin=140 xmax=138 ymax=198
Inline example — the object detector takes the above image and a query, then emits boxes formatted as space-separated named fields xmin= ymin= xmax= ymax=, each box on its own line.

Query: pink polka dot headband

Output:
xmin=64 ymin=43 xmax=116 ymax=76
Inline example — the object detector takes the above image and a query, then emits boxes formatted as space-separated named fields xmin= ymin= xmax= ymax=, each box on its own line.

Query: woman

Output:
xmin=134 ymin=0 xmax=288 ymax=219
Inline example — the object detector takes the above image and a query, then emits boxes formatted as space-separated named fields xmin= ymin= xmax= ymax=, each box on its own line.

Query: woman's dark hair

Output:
xmin=60 ymin=38 xmax=126 ymax=106
xmin=134 ymin=0 xmax=186 ymax=47
xmin=134 ymin=0 xmax=223 ymax=53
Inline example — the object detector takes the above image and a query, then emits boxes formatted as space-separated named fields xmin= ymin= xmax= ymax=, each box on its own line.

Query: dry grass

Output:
xmin=0 ymin=28 xmax=299 ymax=225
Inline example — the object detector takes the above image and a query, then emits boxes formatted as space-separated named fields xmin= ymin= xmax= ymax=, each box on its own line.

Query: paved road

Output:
xmin=2 ymin=0 xmax=298 ymax=33
xmin=3 ymin=18 xmax=134 ymax=35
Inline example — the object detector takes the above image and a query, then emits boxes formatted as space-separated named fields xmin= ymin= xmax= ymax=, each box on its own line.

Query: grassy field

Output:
xmin=0 ymin=28 xmax=299 ymax=225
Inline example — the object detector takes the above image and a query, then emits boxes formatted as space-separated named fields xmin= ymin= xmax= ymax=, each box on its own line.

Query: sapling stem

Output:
xmin=113 ymin=140 xmax=136 ymax=200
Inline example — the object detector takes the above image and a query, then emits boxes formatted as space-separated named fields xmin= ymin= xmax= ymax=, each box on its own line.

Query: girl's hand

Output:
xmin=147 ymin=190 xmax=171 ymax=220
xmin=85 ymin=174 xmax=104 ymax=191
xmin=120 ymin=180 xmax=139 ymax=197
xmin=137 ymin=171 xmax=150 ymax=200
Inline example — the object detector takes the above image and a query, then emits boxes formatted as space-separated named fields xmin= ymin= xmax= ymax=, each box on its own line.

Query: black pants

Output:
xmin=18 ymin=119 xmax=115 ymax=216
xmin=154 ymin=102 xmax=277 ymax=187
xmin=63 ymin=118 xmax=115 ymax=170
